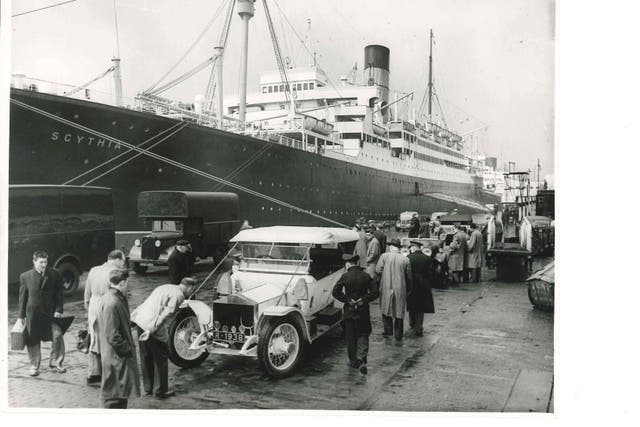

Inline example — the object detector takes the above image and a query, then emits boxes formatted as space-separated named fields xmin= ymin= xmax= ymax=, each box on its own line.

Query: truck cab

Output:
xmin=128 ymin=191 xmax=240 ymax=274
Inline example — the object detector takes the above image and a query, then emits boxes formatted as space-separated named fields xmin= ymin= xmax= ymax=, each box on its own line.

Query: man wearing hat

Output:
xmin=364 ymin=228 xmax=381 ymax=278
xmin=168 ymin=239 xmax=192 ymax=285
xmin=17 ymin=250 xmax=66 ymax=376
xmin=406 ymin=241 xmax=435 ymax=337
xmin=131 ymin=277 xmax=197 ymax=399
xmin=375 ymin=238 xmax=412 ymax=340
xmin=332 ymin=253 xmax=379 ymax=374
xmin=352 ymin=225 xmax=368 ymax=269
xmin=98 ymin=269 xmax=140 ymax=409
xmin=467 ymin=223 xmax=484 ymax=283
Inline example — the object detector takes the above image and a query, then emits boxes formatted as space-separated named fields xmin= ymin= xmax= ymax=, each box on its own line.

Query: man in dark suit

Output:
xmin=332 ymin=254 xmax=379 ymax=374
xmin=17 ymin=250 xmax=65 ymax=376
xmin=406 ymin=241 xmax=435 ymax=337
xmin=167 ymin=239 xmax=192 ymax=285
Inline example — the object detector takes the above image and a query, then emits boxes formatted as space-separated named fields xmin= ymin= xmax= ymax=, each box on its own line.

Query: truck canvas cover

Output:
xmin=137 ymin=191 xmax=239 ymax=220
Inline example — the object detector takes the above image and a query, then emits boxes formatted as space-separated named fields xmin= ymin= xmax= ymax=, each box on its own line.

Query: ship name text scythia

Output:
xmin=51 ymin=131 xmax=121 ymax=150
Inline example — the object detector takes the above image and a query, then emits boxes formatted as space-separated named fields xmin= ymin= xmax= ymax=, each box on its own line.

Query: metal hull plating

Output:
xmin=9 ymin=89 xmax=496 ymax=232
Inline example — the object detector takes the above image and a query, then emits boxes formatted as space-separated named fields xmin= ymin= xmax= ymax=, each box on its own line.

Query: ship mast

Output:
xmin=112 ymin=0 xmax=123 ymax=107
xmin=427 ymin=29 xmax=433 ymax=121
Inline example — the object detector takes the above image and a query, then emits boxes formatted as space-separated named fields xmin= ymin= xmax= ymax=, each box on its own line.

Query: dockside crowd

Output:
xmin=13 ymin=214 xmax=486 ymax=408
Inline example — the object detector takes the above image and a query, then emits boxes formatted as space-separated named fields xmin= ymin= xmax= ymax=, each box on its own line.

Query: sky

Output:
xmin=8 ymin=0 xmax=554 ymax=177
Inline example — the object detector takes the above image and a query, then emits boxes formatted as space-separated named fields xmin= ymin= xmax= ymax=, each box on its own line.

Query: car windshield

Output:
xmin=152 ymin=220 xmax=183 ymax=232
xmin=239 ymin=243 xmax=311 ymax=273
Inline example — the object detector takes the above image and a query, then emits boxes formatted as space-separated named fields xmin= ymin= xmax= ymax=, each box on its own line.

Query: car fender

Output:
xmin=180 ymin=299 xmax=213 ymax=329
xmin=257 ymin=306 xmax=310 ymax=342
xmin=128 ymin=245 xmax=142 ymax=262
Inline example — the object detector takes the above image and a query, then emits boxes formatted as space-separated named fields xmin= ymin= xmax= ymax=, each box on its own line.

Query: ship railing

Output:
xmin=241 ymin=130 xmax=306 ymax=151
xmin=134 ymin=95 xmax=232 ymax=129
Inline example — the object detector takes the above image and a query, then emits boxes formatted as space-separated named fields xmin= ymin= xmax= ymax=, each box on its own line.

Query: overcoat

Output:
xmin=84 ymin=262 xmax=116 ymax=353
xmin=365 ymin=236 xmax=381 ymax=277
xmin=408 ymin=218 xmax=421 ymax=238
xmin=332 ymin=266 xmax=379 ymax=334
xmin=353 ymin=231 xmax=368 ymax=268
xmin=406 ymin=252 xmax=435 ymax=313
xmin=98 ymin=288 xmax=141 ymax=400
xmin=375 ymin=251 xmax=412 ymax=318
xmin=18 ymin=268 xmax=64 ymax=346
xmin=448 ymin=231 xmax=468 ymax=272
xmin=373 ymin=230 xmax=387 ymax=253
xmin=467 ymin=229 xmax=484 ymax=269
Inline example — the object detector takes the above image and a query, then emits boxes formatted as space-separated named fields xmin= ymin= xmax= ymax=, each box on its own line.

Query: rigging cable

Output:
xmin=262 ymin=0 xmax=292 ymax=105
xmin=12 ymin=0 xmax=76 ymax=18
xmin=113 ymin=0 xmax=121 ymax=58
xmin=208 ymin=142 xmax=274 ymax=192
xmin=272 ymin=0 xmax=343 ymax=99
xmin=144 ymin=1 xmax=227 ymax=94
xmin=147 ymin=56 xmax=218 ymax=96
xmin=11 ymin=98 xmax=349 ymax=228
xmin=63 ymin=121 xmax=186 ymax=185
xmin=204 ymin=0 xmax=237 ymax=114
xmin=64 ymin=66 xmax=115 ymax=96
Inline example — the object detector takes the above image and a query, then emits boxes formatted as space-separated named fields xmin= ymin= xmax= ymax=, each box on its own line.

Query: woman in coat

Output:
xmin=98 ymin=269 xmax=140 ymax=409
xmin=448 ymin=232 xmax=465 ymax=284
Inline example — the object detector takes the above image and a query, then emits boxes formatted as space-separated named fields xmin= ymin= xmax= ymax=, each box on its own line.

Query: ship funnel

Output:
xmin=364 ymin=45 xmax=390 ymax=123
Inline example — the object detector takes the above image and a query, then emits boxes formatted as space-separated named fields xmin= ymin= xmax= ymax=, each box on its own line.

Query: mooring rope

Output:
xmin=11 ymin=98 xmax=349 ymax=228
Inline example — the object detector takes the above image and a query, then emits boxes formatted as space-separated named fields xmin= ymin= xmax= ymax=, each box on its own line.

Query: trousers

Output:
xmin=26 ymin=323 xmax=65 ymax=369
xmin=471 ymin=267 xmax=481 ymax=283
xmin=382 ymin=314 xmax=404 ymax=339
xmin=408 ymin=311 xmax=424 ymax=335
xmin=343 ymin=318 xmax=370 ymax=366
xmin=88 ymin=351 xmax=101 ymax=377
xmin=103 ymin=398 xmax=128 ymax=409
xmin=136 ymin=326 xmax=169 ymax=395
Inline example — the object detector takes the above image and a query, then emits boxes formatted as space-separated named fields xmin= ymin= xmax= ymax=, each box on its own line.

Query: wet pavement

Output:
xmin=6 ymin=258 xmax=553 ymax=411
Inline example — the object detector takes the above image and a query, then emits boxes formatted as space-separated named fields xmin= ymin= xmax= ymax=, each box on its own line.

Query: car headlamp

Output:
xmin=155 ymin=240 xmax=161 ymax=247
xmin=213 ymin=321 xmax=221 ymax=330
xmin=134 ymin=239 xmax=141 ymax=247
xmin=231 ymin=326 xmax=237 ymax=333
xmin=290 ymin=278 xmax=309 ymax=300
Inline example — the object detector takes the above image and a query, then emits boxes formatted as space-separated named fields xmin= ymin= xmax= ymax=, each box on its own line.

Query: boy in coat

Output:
xmin=332 ymin=254 xmax=379 ymax=374
xmin=17 ymin=250 xmax=65 ymax=376
xmin=98 ymin=269 xmax=140 ymax=409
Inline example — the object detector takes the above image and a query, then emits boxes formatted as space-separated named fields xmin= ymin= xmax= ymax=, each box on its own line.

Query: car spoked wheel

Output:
xmin=168 ymin=309 xmax=209 ymax=368
xmin=56 ymin=262 xmax=80 ymax=296
xmin=258 ymin=318 xmax=305 ymax=378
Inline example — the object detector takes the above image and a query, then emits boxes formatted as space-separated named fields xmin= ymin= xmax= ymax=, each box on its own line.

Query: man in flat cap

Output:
xmin=406 ymin=241 xmax=435 ymax=337
xmin=131 ymin=277 xmax=197 ymax=399
xmin=332 ymin=254 xmax=379 ymax=374
xmin=167 ymin=239 xmax=192 ymax=285
xmin=375 ymin=238 xmax=412 ymax=341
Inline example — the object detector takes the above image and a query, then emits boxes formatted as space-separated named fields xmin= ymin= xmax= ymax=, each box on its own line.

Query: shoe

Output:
xmin=144 ymin=391 xmax=153 ymax=397
xmin=87 ymin=375 xmax=101 ymax=385
xmin=154 ymin=390 xmax=176 ymax=400
xmin=347 ymin=360 xmax=361 ymax=369
xmin=49 ymin=365 xmax=67 ymax=373
xmin=359 ymin=364 xmax=368 ymax=375
xmin=29 ymin=367 xmax=39 ymax=377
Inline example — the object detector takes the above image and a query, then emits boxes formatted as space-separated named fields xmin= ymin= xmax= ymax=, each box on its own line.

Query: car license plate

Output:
xmin=212 ymin=331 xmax=245 ymax=342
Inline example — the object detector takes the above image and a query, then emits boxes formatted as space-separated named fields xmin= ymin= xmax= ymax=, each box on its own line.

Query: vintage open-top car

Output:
xmin=167 ymin=226 xmax=360 ymax=378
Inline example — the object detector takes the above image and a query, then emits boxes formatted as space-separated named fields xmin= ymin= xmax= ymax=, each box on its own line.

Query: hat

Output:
xmin=342 ymin=253 xmax=360 ymax=263
xmin=176 ymin=239 xmax=189 ymax=246
xmin=409 ymin=240 xmax=423 ymax=247
xmin=388 ymin=238 xmax=402 ymax=248
xmin=180 ymin=277 xmax=196 ymax=287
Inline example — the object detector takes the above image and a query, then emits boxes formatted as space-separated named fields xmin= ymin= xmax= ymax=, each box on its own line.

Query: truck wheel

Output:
xmin=258 ymin=317 xmax=305 ymax=378
xmin=56 ymin=262 xmax=80 ymax=296
xmin=168 ymin=309 xmax=209 ymax=368
xmin=132 ymin=263 xmax=148 ymax=275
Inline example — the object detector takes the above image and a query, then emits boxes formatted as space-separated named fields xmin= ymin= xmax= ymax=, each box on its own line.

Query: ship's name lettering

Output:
xmin=50 ymin=131 xmax=121 ymax=150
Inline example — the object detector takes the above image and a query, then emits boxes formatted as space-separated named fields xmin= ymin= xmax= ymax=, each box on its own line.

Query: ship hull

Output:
xmin=9 ymin=89 xmax=497 ymax=233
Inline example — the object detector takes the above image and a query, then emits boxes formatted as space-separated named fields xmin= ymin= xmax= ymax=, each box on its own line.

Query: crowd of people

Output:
xmin=17 ymin=247 xmax=197 ymax=409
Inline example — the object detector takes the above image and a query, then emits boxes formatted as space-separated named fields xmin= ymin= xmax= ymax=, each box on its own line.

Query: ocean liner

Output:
xmin=9 ymin=0 xmax=498 ymax=239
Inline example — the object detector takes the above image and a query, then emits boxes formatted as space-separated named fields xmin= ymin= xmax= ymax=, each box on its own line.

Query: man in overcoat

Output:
xmin=373 ymin=225 xmax=387 ymax=254
xmin=352 ymin=225 xmax=368 ymax=269
xmin=406 ymin=241 xmax=435 ymax=337
xmin=84 ymin=249 xmax=126 ymax=384
xmin=98 ymin=269 xmax=140 ymax=409
xmin=17 ymin=250 xmax=65 ymax=376
xmin=375 ymin=238 xmax=412 ymax=340
xmin=364 ymin=228 xmax=381 ymax=278
xmin=131 ymin=277 xmax=196 ymax=399
xmin=467 ymin=223 xmax=484 ymax=283
xmin=408 ymin=214 xmax=421 ymax=238
xmin=332 ymin=254 xmax=379 ymax=374
xmin=167 ymin=239 xmax=192 ymax=285
xmin=448 ymin=225 xmax=468 ymax=284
